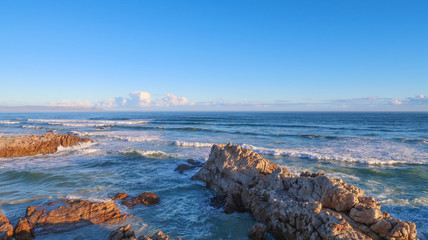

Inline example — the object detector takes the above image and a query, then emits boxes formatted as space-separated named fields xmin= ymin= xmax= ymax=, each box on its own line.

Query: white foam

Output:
xmin=72 ymin=130 xmax=161 ymax=142
xmin=28 ymin=119 xmax=148 ymax=127
xmin=242 ymin=140 xmax=428 ymax=165
xmin=22 ymin=125 xmax=43 ymax=129
xmin=56 ymin=141 xmax=98 ymax=154
xmin=173 ymin=140 xmax=213 ymax=148
xmin=120 ymin=149 xmax=178 ymax=159
xmin=0 ymin=120 xmax=19 ymax=124
xmin=65 ymin=194 xmax=111 ymax=203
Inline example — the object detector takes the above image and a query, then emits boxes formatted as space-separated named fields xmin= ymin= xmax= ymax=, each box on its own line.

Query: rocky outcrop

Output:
xmin=248 ymin=223 xmax=267 ymax=240
xmin=13 ymin=199 xmax=126 ymax=239
xmin=108 ymin=225 xmax=170 ymax=240
xmin=174 ymin=159 xmax=204 ymax=174
xmin=0 ymin=133 xmax=93 ymax=158
xmin=0 ymin=210 xmax=13 ymax=240
xmin=112 ymin=192 xmax=160 ymax=208
xmin=193 ymin=143 xmax=419 ymax=240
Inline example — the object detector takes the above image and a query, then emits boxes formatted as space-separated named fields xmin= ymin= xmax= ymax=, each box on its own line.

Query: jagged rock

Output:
xmin=112 ymin=193 xmax=129 ymax=200
xmin=145 ymin=231 xmax=169 ymax=240
xmin=0 ymin=210 xmax=13 ymax=240
xmin=13 ymin=199 xmax=126 ymax=239
xmin=0 ymin=133 xmax=93 ymax=158
xmin=112 ymin=192 xmax=160 ymax=208
xmin=174 ymin=159 xmax=204 ymax=174
xmin=193 ymin=143 xmax=419 ymax=240
xmin=248 ymin=223 xmax=266 ymax=240
xmin=108 ymin=224 xmax=137 ymax=240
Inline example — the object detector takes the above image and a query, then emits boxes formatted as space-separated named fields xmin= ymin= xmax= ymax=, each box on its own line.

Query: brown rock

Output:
xmin=124 ymin=192 xmax=160 ymax=208
xmin=112 ymin=192 xmax=129 ymax=200
xmin=13 ymin=218 xmax=32 ymax=240
xmin=146 ymin=231 xmax=169 ymax=240
xmin=248 ymin=223 xmax=266 ymax=240
xmin=14 ymin=199 xmax=126 ymax=238
xmin=193 ymin=143 xmax=419 ymax=240
xmin=108 ymin=224 xmax=137 ymax=240
xmin=0 ymin=133 xmax=93 ymax=158
xmin=0 ymin=210 xmax=13 ymax=240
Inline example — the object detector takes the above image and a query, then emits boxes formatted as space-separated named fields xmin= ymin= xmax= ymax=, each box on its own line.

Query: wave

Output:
xmin=22 ymin=125 xmax=43 ymax=129
xmin=120 ymin=149 xmax=178 ymax=159
xmin=0 ymin=120 xmax=19 ymax=124
xmin=27 ymin=119 xmax=148 ymax=127
xmin=56 ymin=141 xmax=99 ymax=154
xmin=71 ymin=131 xmax=161 ymax=142
xmin=394 ymin=138 xmax=428 ymax=145
xmin=173 ymin=141 xmax=213 ymax=148
xmin=242 ymin=143 xmax=428 ymax=165
xmin=0 ymin=195 xmax=54 ymax=205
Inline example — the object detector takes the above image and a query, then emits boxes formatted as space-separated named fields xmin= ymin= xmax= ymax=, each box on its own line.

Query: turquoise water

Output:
xmin=0 ymin=112 xmax=427 ymax=239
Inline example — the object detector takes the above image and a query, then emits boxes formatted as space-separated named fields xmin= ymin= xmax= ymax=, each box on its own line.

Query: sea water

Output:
xmin=0 ymin=112 xmax=427 ymax=239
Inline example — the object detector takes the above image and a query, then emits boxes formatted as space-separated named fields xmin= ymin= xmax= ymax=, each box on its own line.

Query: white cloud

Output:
xmin=157 ymin=93 xmax=190 ymax=107
xmin=391 ymin=99 xmax=403 ymax=105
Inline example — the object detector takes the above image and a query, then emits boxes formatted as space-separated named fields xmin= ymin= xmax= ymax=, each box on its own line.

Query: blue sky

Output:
xmin=0 ymin=0 xmax=427 ymax=111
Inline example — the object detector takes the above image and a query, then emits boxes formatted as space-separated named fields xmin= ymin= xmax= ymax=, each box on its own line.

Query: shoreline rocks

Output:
xmin=193 ymin=143 xmax=419 ymax=240
xmin=174 ymin=159 xmax=204 ymax=174
xmin=108 ymin=225 xmax=170 ymax=240
xmin=13 ymin=199 xmax=126 ymax=239
xmin=0 ymin=133 xmax=93 ymax=158
xmin=112 ymin=192 xmax=160 ymax=208
xmin=0 ymin=210 xmax=13 ymax=240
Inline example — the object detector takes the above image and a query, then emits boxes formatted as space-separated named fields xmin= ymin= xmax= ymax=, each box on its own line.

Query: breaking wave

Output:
xmin=173 ymin=140 xmax=213 ymax=148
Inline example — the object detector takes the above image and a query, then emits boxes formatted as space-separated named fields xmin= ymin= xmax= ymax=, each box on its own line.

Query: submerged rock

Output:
xmin=112 ymin=192 xmax=160 ymax=208
xmin=0 ymin=210 xmax=13 ymax=240
xmin=0 ymin=133 xmax=93 ymax=158
xmin=13 ymin=199 xmax=126 ymax=239
xmin=193 ymin=143 xmax=419 ymax=240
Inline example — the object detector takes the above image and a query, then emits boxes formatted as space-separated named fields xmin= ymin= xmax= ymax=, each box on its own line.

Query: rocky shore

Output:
xmin=0 ymin=133 xmax=93 ymax=158
xmin=192 ymin=143 xmax=419 ymax=240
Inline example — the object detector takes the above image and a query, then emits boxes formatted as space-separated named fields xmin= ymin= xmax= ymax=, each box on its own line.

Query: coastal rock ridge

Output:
xmin=13 ymin=199 xmax=126 ymax=240
xmin=192 ymin=143 xmax=419 ymax=240
xmin=0 ymin=133 xmax=93 ymax=158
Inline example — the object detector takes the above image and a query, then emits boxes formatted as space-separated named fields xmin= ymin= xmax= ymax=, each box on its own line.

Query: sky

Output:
xmin=0 ymin=0 xmax=427 ymax=111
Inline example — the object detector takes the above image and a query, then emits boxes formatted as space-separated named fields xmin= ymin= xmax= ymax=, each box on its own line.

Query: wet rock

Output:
xmin=144 ymin=230 xmax=169 ymax=240
xmin=13 ymin=199 xmax=126 ymax=238
xmin=0 ymin=210 xmax=13 ymax=240
xmin=112 ymin=192 xmax=160 ymax=208
xmin=112 ymin=193 xmax=129 ymax=201
xmin=108 ymin=224 xmax=137 ymax=240
xmin=193 ymin=143 xmax=419 ymax=240
xmin=0 ymin=133 xmax=93 ymax=158
xmin=174 ymin=159 xmax=204 ymax=174
xmin=248 ymin=223 xmax=266 ymax=240
xmin=13 ymin=219 xmax=33 ymax=240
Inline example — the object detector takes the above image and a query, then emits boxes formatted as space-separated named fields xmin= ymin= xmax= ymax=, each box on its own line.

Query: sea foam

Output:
xmin=173 ymin=140 xmax=213 ymax=148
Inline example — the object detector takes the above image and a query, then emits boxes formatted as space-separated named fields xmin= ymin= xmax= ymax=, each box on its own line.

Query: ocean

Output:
xmin=0 ymin=112 xmax=427 ymax=239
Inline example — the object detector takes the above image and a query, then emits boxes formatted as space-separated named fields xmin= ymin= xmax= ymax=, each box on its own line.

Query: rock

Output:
xmin=193 ymin=143 xmax=419 ymax=240
xmin=248 ymin=223 xmax=266 ymax=240
xmin=0 ymin=210 xmax=13 ymax=240
xmin=112 ymin=193 xmax=129 ymax=200
xmin=13 ymin=199 xmax=126 ymax=238
xmin=145 ymin=231 xmax=169 ymax=240
xmin=108 ymin=224 xmax=137 ymax=240
xmin=0 ymin=133 xmax=93 ymax=158
xmin=174 ymin=159 xmax=204 ymax=174
xmin=112 ymin=192 xmax=160 ymax=208
xmin=13 ymin=219 xmax=32 ymax=240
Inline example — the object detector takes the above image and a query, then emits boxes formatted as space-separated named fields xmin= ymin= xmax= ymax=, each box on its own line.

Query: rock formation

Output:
xmin=0 ymin=210 xmax=13 ymax=240
xmin=108 ymin=225 xmax=170 ymax=240
xmin=174 ymin=159 xmax=204 ymax=174
xmin=13 ymin=199 xmax=126 ymax=239
xmin=112 ymin=192 xmax=160 ymax=208
xmin=193 ymin=143 xmax=419 ymax=240
xmin=0 ymin=133 xmax=93 ymax=158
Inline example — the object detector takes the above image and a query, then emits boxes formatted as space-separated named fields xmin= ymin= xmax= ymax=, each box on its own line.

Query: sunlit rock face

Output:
xmin=0 ymin=133 xmax=93 ymax=158
xmin=193 ymin=143 xmax=419 ymax=240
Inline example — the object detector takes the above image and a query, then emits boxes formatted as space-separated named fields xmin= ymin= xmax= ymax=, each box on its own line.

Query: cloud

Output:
xmin=95 ymin=91 xmax=193 ymax=108
xmin=47 ymin=93 xmax=428 ymax=111
xmin=156 ymin=93 xmax=190 ymax=107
